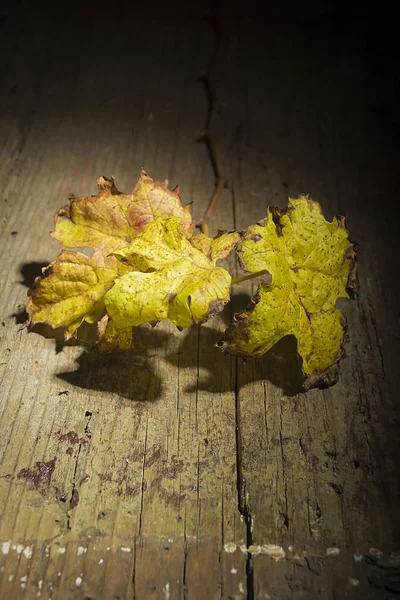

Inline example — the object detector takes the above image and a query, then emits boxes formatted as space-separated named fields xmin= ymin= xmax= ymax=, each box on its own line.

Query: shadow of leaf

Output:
xmin=166 ymin=325 xmax=304 ymax=396
xmin=46 ymin=320 xmax=304 ymax=398
xmin=11 ymin=306 xmax=29 ymax=325
xmin=57 ymin=326 xmax=169 ymax=401
xmin=245 ymin=335 xmax=304 ymax=396
xmin=19 ymin=262 xmax=49 ymax=287
xmin=50 ymin=310 xmax=304 ymax=398
xmin=21 ymin=252 xmax=304 ymax=398
xmin=28 ymin=321 xmax=99 ymax=353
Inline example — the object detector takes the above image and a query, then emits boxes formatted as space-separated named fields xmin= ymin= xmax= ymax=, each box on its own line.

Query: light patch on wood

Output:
xmin=260 ymin=544 xmax=285 ymax=561
xmin=248 ymin=545 xmax=261 ymax=554
xmin=163 ymin=582 xmax=170 ymax=600
xmin=23 ymin=545 xmax=33 ymax=559
xmin=326 ymin=547 xmax=340 ymax=556
xmin=1 ymin=541 xmax=11 ymax=555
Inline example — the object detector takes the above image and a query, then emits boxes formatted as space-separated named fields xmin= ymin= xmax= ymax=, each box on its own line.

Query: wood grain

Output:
xmin=0 ymin=5 xmax=398 ymax=599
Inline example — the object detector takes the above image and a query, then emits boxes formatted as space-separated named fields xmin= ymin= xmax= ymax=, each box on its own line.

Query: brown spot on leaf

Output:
xmin=252 ymin=234 xmax=262 ymax=242
xmin=96 ymin=175 xmax=122 ymax=196
xmin=304 ymin=361 xmax=341 ymax=390
xmin=57 ymin=204 xmax=70 ymax=218
xmin=200 ymin=299 xmax=227 ymax=324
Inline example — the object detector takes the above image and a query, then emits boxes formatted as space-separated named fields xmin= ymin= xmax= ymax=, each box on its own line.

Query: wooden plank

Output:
xmin=0 ymin=5 xmax=398 ymax=600
xmin=228 ymin=16 xmax=399 ymax=600
xmin=0 ymin=5 xmax=246 ymax=599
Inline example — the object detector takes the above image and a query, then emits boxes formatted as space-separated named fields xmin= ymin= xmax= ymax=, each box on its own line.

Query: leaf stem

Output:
xmin=200 ymin=134 xmax=227 ymax=231
xmin=201 ymin=221 xmax=209 ymax=238
xmin=197 ymin=13 xmax=227 ymax=235
xmin=231 ymin=270 xmax=270 ymax=284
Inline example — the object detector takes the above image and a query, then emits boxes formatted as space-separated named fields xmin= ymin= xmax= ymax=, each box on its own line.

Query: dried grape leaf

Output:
xmin=189 ymin=230 xmax=240 ymax=261
xmin=105 ymin=217 xmax=232 ymax=330
xmin=27 ymin=163 xmax=356 ymax=373
xmin=52 ymin=170 xmax=194 ymax=255
xmin=218 ymin=196 xmax=356 ymax=387
xmin=27 ymin=251 xmax=132 ymax=338
xmin=97 ymin=315 xmax=133 ymax=352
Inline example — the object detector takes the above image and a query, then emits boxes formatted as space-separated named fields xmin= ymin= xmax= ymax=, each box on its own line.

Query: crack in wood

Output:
xmin=234 ymin=360 xmax=254 ymax=600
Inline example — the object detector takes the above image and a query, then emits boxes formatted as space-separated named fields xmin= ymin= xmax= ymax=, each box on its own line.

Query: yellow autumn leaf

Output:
xmin=27 ymin=251 xmax=132 ymax=338
xmin=52 ymin=170 xmax=194 ymax=255
xmin=218 ymin=196 xmax=356 ymax=387
xmin=105 ymin=217 xmax=232 ymax=330
xmin=97 ymin=315 xmax=133 ymax=352
xmin=189 ymin=230 xmax=240 ymax=261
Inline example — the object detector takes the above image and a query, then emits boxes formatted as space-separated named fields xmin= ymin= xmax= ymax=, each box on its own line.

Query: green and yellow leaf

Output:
xmin=97 ymin=315 xmax=133 ymax=352
xmin=52 ymin=170 xmax=194 ymax=255
xmin=27 ymin=251 xmax=132 ymax=338
xmin=105 ymin=217 xmax=232 ymax=330
xmin=218 ymin=195 xmax=356 ymax=387
xmin=189 ymin=230 xmax=240 ymax=261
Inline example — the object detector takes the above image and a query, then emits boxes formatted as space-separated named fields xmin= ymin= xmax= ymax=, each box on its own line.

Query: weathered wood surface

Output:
xmin=0 ymin=4 xmax=398 ymax=599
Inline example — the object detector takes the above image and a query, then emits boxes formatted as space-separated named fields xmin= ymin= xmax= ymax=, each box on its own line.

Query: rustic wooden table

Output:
xmin=0 ymin=4 xmax=398 ymax=599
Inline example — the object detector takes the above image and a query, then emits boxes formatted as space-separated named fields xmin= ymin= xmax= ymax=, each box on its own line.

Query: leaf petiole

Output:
xmin=231 ymin=269 xmax=270 ymax=284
